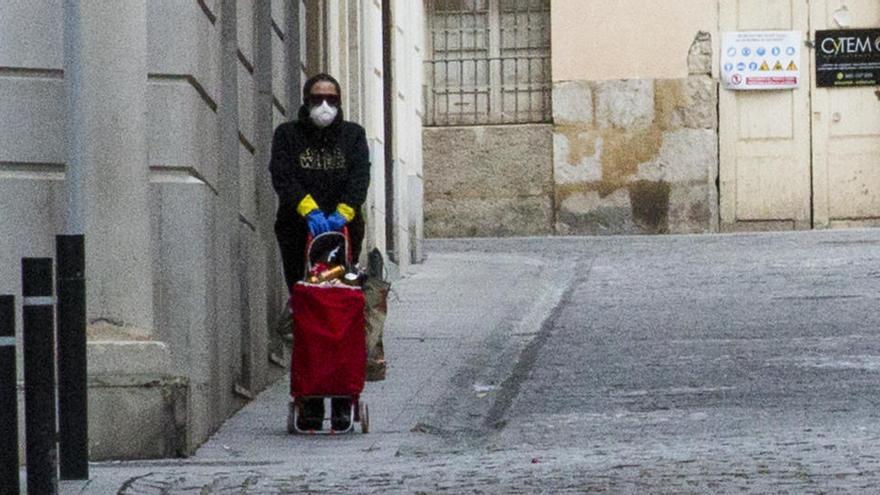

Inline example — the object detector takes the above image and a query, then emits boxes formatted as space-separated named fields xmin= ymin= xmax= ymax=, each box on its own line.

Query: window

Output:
xmin=425 ymin=0 xmax=551 ymax=126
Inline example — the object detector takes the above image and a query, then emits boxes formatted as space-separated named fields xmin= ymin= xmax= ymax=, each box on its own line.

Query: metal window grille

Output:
xmin=424 ymin=0 xmax=551 ymax=126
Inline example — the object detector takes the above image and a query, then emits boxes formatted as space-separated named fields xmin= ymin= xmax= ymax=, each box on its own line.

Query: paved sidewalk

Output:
xmin=60 ymin=246 xmax=572 ymax=494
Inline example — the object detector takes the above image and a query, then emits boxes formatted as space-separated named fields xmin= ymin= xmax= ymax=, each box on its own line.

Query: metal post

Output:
xmin=0 ymin=295 xmax=20 ymax=494
xmin=56 ymin=235 xmax=88 ymax=480
xmin=22 ymin=258 xmax=58 ymax=495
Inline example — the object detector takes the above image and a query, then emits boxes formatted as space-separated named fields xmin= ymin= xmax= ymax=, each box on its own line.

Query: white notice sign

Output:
xmin=722 ymin=31 xmax=802 ymax=90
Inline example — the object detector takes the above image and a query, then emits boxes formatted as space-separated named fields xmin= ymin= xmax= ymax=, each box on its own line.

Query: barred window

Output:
xmin=425 ymin=0 xmax=551 ymax=126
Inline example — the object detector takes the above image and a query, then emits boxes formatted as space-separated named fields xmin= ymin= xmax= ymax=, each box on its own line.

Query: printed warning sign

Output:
xmin=722 ymin=31 xmax=802 ymax=90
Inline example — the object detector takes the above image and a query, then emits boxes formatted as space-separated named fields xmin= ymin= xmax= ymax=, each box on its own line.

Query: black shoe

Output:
xmin=297 ymin=399 xmax=324 ymax=431
xmin=331 ymin=398 xmax=352 ymax=431
xmin=297 ymin=416 xmax=322 ymax=431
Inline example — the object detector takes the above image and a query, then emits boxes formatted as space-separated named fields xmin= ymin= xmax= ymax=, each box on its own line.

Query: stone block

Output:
xmin=237 ymin=0 xmax=256 ymax=63
xmin=682 ymin=77 xmax=717 ymax=129
xmin=688 ymin=31 xmax=713 ymax=75
xmin=553 ymin=131 xmax=603 ymax=184
xmin=0 ymin=0 xmax=63 ymax=69
xmin=595 ymin=80 xmax=654 ymax=130
xmin=240 ymin=142 xmax=257 ymax=226
xmin=239 ymin=63 xmax=256 ymax=147
xmin=147 ymin=0 xmax=220 ymax=102
xmin=425 ymin=195 xmax=554 ymax=238
xmin=150 ymin=181 xmax=211 ymax=368
xmin=558 ymin=190 xmax=603 ymax=215
xmin=150 ymin=180 xmax=217 ymax=449
xmin=272 ymin=34 xmax=289 ymax=111
xmin=423 ymin=124 xmax=553 ymax=199
xmin=552 ymin=81 xmax=593 ymax=126
xmin=0 ymin=176 xmax=65 ymax=299
xmin=88 ymin=375 xmax=188 ymax=460
xmin=240 ymin=225 xmax=270 ymax=393
xmin=556 ymin=188 xmax=638 ymax=235
xmin=272 ymin=0 xmax=290 ymax=35
xmin=655 ymin=77 xmax=717 ymax=130
xmin=629 ymin=180 xmax=671 ymax=234
xmin=201 ymin=0 xmax=219 ymax=20
xmin=88 ymin=341 xmax=173 ymax=375
xmin=273 ymin=105 xmax=287 ymax=130
xmin=0 ymin=77 xmax=65 ymax=164
xmin=638 ymin=129 xmax=717 ymax=183
xmin=668 ymin=182 xmax=714 ymax=234
xmin=13 ymin=340 xmax=190 ymax=461
xmin=147 ymin=80 xmax=220 ymax=188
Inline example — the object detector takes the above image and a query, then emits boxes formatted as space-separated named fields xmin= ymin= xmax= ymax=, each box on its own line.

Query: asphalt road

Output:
xmin=62 ymin=229 xmax=880 ymax=494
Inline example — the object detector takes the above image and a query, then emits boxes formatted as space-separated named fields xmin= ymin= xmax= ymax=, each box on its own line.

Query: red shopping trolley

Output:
xmin=287 ymin=229 xmax=369 ymax=434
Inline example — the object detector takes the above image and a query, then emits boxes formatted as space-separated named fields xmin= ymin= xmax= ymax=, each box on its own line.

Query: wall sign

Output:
xmin=816 ymin=29 xmax=880 ymax=87
xmin=722 ymin=31 xmax=802 ymax=90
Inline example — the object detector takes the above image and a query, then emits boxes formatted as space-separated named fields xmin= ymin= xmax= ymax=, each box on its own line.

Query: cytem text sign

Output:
xmin=816 ymin=29 xmax=880 ymax=88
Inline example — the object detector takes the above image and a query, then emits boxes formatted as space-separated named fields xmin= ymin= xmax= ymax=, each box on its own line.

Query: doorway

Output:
xmin=720 ymin=0 xmax=880 ymax=231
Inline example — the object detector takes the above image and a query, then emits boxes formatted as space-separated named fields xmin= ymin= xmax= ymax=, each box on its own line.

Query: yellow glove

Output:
xmin=296 ymin=195 xmax=319 ymax=217
xmin=336 ymin=203 xmax=356 ymax=222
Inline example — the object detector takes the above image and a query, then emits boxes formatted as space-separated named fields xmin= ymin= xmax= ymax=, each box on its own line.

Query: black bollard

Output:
xmin=22 ymin=258 xmax=58 ymax=494
xmin=0 ymin=295 xmax=20 ymax=494
xmin=56 ymin=235 xmax=88 ymax=480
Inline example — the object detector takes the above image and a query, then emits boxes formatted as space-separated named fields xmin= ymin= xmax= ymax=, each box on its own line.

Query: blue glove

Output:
xmin=306 ymin=210 xmax=330 ymax=236
xmin=326 ymin=212 xmax=348 ymax=232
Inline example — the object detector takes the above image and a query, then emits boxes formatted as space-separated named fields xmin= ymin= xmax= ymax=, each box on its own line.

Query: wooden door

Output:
xmin=811 ymin=0 xmax=880 ymax=228
xmin=720 ymin=0 xmax=812 ymax=231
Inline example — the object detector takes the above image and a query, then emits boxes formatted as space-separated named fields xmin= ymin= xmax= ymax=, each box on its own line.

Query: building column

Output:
xmin=63 ymin=0 xmax=154 ymax=338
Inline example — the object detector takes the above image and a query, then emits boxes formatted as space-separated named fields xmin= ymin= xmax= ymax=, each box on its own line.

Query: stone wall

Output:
xmin=423 ymin=124 xmax=554 ymax=238
xmin=423 ymin=34 xmax=717 ymax=239
xmin=552 ymin=33 xmax=718 ymax=235
xmin=0 ymin=1 xmax=292 ymax=461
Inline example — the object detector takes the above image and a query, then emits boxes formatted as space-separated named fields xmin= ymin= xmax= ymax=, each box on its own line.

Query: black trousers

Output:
xmin=275 ymin=214 xmax=365 ymax=290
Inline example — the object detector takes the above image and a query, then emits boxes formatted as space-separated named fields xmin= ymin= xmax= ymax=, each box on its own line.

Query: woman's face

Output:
xmin=308 ymin=81 xmax=340 ymax=108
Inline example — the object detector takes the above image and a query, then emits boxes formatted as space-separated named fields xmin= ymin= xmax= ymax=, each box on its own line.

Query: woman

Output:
xmin=269 ymin=73 xmax=371 ymax=431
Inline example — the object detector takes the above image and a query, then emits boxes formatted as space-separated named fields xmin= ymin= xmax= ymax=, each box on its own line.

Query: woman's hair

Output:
xmin=302 ymin=73 xmax=342 ymax=105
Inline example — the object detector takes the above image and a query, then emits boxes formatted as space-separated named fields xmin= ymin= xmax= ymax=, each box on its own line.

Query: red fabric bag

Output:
xmin=290 ymin=282 xmax=366 ymax=397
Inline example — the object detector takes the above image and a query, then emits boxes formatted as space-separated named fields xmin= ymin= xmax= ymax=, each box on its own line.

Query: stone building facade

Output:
xmin=424 ymin=0 xmax=880 ymax=236
xmin=551 ymin=32 xmax=718 ymax=235
xmin=1 ymin=0 xmax=423 ymax=460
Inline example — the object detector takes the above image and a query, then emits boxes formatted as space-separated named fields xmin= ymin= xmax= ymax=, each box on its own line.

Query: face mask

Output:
xmin=310 ymin=101 xmax=338 ymax=128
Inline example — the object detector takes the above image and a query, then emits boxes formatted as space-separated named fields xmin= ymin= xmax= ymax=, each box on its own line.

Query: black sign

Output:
xmin=816 ymin=29 xmax=880 ymax=87
xmin=816 ymin=29 xmax=880 ymax=88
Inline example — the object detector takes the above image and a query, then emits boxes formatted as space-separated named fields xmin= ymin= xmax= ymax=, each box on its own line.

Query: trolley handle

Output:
xmin=303 ymin=227 xmax=352 ymax=276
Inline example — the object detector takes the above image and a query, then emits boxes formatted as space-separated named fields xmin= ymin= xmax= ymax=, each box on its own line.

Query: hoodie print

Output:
xmin=299 ymin=146 xmax=346 ymax=170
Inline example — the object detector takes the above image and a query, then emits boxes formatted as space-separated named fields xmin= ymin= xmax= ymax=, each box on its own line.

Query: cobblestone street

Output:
xmin=65 ymin=230 xmax=880 ymax=494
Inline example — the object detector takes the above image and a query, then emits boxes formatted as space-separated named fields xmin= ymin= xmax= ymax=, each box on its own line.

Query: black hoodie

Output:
xmin=269 ymin=104 xmax=371 ymax=226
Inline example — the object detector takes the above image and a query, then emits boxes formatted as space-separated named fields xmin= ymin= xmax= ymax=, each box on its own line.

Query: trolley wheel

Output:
xmin=359 ymin=402 xmax=370 ymax=434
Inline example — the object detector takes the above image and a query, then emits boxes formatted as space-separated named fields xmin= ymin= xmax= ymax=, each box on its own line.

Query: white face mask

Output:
xmin=309 ymin=101 xmax=338 ymax=128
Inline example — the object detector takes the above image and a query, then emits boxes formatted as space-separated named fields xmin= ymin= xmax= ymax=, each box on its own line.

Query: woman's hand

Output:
xmin=306 ymin=210 xmax=330 ymax=236
xmin=326 ymin=212 xmax=348 ymax=232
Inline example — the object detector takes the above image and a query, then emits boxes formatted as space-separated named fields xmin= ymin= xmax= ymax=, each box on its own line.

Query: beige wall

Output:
xmin=552 ymin=0 xmax=718 ymax=82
